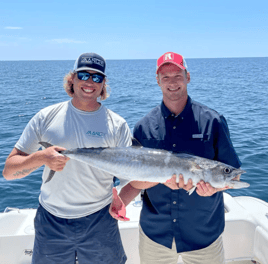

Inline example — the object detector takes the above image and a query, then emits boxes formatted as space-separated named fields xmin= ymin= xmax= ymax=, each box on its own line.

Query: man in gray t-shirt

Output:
xmin=3 ymin=52 xmax=131 ymax=264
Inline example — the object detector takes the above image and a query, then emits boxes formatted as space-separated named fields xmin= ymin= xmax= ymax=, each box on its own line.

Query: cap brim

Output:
xmin=156 ymin=62 xmax=186 ymax=74
xmin=74 ymin=67 xmax=106 ymax=76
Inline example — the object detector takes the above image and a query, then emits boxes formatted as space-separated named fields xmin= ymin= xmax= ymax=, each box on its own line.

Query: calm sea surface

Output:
xmin=0 ymin=58 xmax=268 ymax=212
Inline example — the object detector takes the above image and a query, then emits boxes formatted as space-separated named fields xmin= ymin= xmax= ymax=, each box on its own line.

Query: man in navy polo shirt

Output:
xmin=111 ymin=52 xmax=242 ymax=263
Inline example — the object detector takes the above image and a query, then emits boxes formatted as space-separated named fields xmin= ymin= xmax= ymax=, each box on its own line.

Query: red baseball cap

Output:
xmin=156 ymin=52 xmax=187 ymax=74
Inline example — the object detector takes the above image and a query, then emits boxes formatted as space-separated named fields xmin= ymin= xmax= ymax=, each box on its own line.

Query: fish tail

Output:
xmin=45 ymin=170 xmax=56 ymax=183
xmin=39 ymin=142 xmax=53 ymax=149
xmin=39 ymin=142 xmax=56 ymax=184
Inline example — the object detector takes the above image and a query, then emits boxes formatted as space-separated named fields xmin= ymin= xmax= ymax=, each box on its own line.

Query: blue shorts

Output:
xmin=32 ymin=204 xmax=127 ymax=264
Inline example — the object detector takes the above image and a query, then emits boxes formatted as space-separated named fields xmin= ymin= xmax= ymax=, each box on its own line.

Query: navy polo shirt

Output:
xmin=133 ymin=96 xmax=241 ymax=253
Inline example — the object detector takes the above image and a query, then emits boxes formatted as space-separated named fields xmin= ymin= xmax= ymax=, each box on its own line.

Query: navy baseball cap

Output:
xmin=73 ymin=53 xmax=106 ymax=76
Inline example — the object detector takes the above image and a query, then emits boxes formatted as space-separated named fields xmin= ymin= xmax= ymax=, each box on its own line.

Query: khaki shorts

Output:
xmin=139 ymin=225 xmax=225 ymax=264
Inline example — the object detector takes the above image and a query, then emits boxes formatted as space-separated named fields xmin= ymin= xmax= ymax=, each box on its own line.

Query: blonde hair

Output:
xmin=63 ymin=71 xmax=110 ymax=101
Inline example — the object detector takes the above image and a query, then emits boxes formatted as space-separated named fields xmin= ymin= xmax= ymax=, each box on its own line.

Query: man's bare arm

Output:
xmin=118 ymin=182 xmax=145 ymax=206
xmin=2 ymin=146 xmax=69 ymax=180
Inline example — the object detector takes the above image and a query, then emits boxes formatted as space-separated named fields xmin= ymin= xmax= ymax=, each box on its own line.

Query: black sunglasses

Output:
xmin=77 ymin=71 xmax=105 ymax=83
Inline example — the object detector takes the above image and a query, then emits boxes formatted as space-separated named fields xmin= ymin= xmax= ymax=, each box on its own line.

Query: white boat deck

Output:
xmin=0 ymin=193 xmax=267 ymax=264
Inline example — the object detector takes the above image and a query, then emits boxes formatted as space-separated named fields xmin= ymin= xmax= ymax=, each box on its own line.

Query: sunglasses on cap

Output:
xmin=77 ymin=71 xmax=105 ymax=83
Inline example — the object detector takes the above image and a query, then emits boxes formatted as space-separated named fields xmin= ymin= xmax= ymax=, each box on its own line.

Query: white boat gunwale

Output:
xmin=0 ymin=193 xmax=267 ymax=264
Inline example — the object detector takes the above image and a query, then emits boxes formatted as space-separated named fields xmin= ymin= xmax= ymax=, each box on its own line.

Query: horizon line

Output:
xmin=1 ymin=56 xmax=268 ymax=62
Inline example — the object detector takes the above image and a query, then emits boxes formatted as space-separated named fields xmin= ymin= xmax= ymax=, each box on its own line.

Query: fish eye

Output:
xmin=223 ymin=168 xmax=232 ymax=174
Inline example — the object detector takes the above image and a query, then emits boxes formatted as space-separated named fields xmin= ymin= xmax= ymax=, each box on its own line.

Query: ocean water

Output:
xmin=0 ymin=58 xmax=268 ymax=212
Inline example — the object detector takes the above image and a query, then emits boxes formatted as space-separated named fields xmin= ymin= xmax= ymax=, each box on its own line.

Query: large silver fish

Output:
xmin=40 ymin=141 xmax=249 ymax=194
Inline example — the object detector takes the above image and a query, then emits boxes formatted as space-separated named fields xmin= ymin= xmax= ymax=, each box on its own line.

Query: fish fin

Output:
xmin=187 ymin=186 xmax=196 ymax=195
xmin=44 ymin=170 xmax=56 ymax=183
xmin=172 ymin=152 xmax=195 ymax=160
xmin=39 ymin=142 xmax=53 ymax=148
xmin=189 ymin=164 xmax=202 ymax=173
xmin=131 ymin=138 xmax=143 ymax=147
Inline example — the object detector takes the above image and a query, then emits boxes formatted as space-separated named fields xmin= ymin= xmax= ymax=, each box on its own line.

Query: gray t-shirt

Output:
xmin=15 ymin=100 xmax=132 ymax=218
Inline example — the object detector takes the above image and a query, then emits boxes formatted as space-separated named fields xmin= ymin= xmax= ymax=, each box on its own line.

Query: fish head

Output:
xmin=222 ymin=166 xmax=249 ymax=189
xmin=209 ymin=164 xmax=249 ymax=189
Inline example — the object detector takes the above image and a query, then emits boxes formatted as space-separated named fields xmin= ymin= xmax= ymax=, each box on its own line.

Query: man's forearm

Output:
xmin=119 ymin=183 xmax=142 ymax=207
xmin=3 ymin=149 xmax=44 ymax=180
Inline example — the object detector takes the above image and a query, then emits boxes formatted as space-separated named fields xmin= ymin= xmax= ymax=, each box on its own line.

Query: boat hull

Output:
xmin=0 ymin=193 xmax=267 ymax=264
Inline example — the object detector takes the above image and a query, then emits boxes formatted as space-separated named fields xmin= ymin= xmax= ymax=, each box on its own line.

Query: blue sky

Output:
xmin=1 ymin=0 xmax=267 ymax=60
